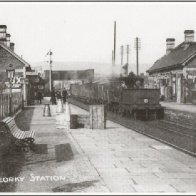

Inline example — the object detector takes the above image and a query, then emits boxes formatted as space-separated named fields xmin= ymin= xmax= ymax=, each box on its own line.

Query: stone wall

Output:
xmin=164 ymin=108 xmax=196 ymax=128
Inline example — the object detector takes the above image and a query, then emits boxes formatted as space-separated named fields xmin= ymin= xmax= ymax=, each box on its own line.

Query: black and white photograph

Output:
xmin=0 ymin=1 xmax=196 ymax=194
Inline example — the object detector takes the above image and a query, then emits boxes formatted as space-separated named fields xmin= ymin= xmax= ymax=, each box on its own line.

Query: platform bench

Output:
xmin=1 ymin=116 xmax=35 ymax=151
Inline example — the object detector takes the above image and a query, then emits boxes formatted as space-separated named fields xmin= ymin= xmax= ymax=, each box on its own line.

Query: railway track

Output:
xmin=108 ymin=112 xmax=196 ymax=156
xmin=68 ymin=98 xmax=196 ymax=157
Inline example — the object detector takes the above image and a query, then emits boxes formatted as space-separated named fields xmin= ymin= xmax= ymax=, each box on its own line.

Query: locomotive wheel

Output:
xmin=122 ymin=110 xmax=127 ymax=117
xmin=125 ymin=110 xmax=129 ymax=117
xmin=111 ymin=105 xmax=115 ymax=113
xmin=120 ymin=110 xmax=124 ymax=117
xmin=154 ymin=110 xmax=157 ymax=120
xmin=116 ymin=105 xmax=120 ymax=114
xmin=157 ymin=109 xmax=164 ymax=119
xmin=145 ymin=109 xmax=148 ymax=121
xmin=127 ymin=110 xmax=132 ymax=118
xmin=114 ymin=107 xmax=117 ymax=114
xmin=133 ymin=111 xmax=137 ymax=120
xmin=118 ymin=108 xmax=123 ymax=116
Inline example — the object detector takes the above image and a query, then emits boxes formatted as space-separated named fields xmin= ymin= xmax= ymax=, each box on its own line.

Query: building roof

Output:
xmin=147 ymin=42 xmax=196 ymax=73
xmin=0 ymin=43 xmax=31 ymax=67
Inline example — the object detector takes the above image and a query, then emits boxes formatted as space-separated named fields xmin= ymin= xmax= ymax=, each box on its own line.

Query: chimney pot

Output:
xmin=10 ymin=42 xmax=15 ymax=51
xmin=0 ymin=25 xmax=7 ymax=29
xmin=166 ymin=38 xmax=175 ymax=55
xmin=184 ymin=30 xmax=194 ymax=42
xmin=6 ymin=33 xmax=11 ymax=48
xmin=0 ymin=25 xmax=7 ymax=45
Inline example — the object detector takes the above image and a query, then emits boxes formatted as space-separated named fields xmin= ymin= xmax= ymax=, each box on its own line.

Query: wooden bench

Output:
xmin=1 ymin=116 xmax=35 ymax=151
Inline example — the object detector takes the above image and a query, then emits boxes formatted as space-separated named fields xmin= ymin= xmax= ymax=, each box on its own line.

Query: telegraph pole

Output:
xmin=134 ymin=37 xmax=141 ymax=76
xmin=46 ymin=50 xmax=53 ymax=92
xmin=136 ymin=38 xmax=139 ymax=76
xmin=126 ymin=45 xmax=130 ymax=75
xmin=112 ymin=21 xmax=116 ymax=76
xmin=121 ymin=45 xmax=124 ymax=66
xmin=112 ymin=50 xmax=114 ymax=65
xmin=113 ymin=21 xmax=116 ymax=66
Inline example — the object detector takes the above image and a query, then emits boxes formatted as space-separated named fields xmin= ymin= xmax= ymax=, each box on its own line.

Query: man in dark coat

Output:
xmin=56 ymin=90 xmax=62 ymax=100
xmin=62 ymin=88 xmax=68 ymax=104
xmin=50 ymin=88 xmax=56 ymax=105
xmin=37 ymin=91 xmax=43 ymax=104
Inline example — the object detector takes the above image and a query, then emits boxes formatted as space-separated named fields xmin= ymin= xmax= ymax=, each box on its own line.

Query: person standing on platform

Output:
xmin=56 ymin=90 xmax=62 ymax=100
xmin=62 ymin=88 xmax=68 ymax=104
xmin=50 ymin=88 xmax=56 ymax=105
xmin=37 ymin=91 xmax=43 ymax=104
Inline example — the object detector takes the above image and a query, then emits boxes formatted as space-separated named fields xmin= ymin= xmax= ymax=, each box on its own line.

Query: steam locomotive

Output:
xmin=70 ymin=75 xmax=164 ymax=120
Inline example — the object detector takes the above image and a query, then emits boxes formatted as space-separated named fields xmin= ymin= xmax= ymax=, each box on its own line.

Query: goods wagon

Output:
xmin=70 ymin=79 xmax=164 ymax=120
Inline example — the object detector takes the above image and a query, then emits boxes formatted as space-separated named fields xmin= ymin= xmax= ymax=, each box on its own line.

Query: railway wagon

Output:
xmin=79 ymin=83 xmax=91 ymax=103
xmin=106 ymin=90 xmax=121 ymax=112
xmin=97 ymin=82 xmax=113 ymax=104
xmin=70 ymin=81 xmax=164 ymax=120
xmin=119 ymin=88 xmax=164 ymax=120
xmin=70 ymin=83 xmax=80 ymax=99
xmin=77 ymin=83 xmax=92 ymax=103
xmin=97 ymin=83 xmax=105 ymax=103
xmin=70 ymin=82 xmax=98 ymax=104
xmin=91 ymin=82 xmax=99 ymax=103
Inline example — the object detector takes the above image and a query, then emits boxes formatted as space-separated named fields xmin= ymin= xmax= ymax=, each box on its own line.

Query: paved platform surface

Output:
xmin=69 ymin=104 xmax=196 ymax=193
xmin=161 ymin=101 xmax=196 ymax=114
xmin=1 ymin=102 xmax=196 ymax=193
xmin=1 ymin=104 xmax=108 ymax=193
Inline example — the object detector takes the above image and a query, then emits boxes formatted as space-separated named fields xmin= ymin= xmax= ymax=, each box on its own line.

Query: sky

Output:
xmin=1 ymin=2 xmax=196 ymax=74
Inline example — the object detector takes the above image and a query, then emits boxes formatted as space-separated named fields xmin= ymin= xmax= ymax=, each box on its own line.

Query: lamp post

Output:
xmin=6 ymin=64 xmax=15 ymax=115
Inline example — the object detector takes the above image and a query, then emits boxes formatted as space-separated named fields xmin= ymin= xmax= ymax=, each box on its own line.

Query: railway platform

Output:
xmin=160 ymin=101 xmax=196 ymax=129
xmin=161 ymin=101 xmax=196 ymax=114
xmin=1 ymin=102 xmax=196 ymax=193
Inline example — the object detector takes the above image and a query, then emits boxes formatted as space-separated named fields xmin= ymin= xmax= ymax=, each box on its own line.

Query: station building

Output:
xmin=147 ymin=30 xmax=196 ymax=104
xmin=0 ymin=25 xmax=31 ymax=88
xmin=0 ymin=25 xmax=44 ymax=105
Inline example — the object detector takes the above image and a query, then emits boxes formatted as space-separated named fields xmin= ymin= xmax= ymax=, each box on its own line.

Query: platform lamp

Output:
xmin=6 ymin=64 xmax=15 ymax=115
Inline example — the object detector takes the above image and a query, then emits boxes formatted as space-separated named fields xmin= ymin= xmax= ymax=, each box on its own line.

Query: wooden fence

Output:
xmin=0 ymin=92 xmax=23 ymax=120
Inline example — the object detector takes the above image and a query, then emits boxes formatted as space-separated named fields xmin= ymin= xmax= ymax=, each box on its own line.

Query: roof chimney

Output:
xmin=184 ymin=30 xmax=194 ymax=43
xmin=0 ymin=25 xmax=7 ymax=45
xmin=166 ymin=38 xmax=175 ymax=55
xmin=6 ymin=33 xmax=10 ymax=48
xmin=10 ymin=42 xmax=15 ymax=51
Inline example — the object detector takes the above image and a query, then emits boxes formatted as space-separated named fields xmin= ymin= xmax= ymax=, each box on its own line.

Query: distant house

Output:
xmin=147 ymin=30 xmax=196 ymax=103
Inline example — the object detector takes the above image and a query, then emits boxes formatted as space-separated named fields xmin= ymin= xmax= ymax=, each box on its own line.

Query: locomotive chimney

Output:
xmin=10 ymin=42 xmax=15 ymax=51
xmin=166 ymin=38 xmax=175 ymax=55
xmin=184 ymin=30 xmax=194 ymax=43
xmin=0 ymin=25 xmax=7 ymax=46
